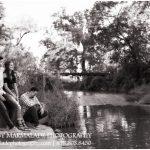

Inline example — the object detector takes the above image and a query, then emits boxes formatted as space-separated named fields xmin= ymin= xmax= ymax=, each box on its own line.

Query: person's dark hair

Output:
xmin=0 ymin=56 xmax=3 ymax=60
xmin=4 ymin=60 xmax=16 ymax=80
xmin=30 ymin=87 xmax=39 ymax=92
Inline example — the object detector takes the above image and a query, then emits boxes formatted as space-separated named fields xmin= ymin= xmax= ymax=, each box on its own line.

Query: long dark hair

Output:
xmin=4 ymin=60 xmax=16 ymax=80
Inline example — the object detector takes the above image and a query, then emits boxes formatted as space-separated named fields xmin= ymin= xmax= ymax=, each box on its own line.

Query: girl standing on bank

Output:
xmin=3 ymin=60 xmax=30 ymax=131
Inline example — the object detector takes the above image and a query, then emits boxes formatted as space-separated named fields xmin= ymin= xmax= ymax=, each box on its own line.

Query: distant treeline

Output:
xmin=61 ymin=70 xmax=150 ymax=93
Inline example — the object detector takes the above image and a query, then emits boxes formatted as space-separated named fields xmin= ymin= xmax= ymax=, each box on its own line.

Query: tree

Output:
xmin=94 ymin=1 xmax=150 ymax=87
xmin=52 ymin=9 xmax=88 ymax=72
xmin=42 ymin=2 xmax=118 ymax=73
xmin=41 ymin=32 xmax=78 ymax=72
xmin=0 ymin=2 xmax=38 ymax=90
xmin=11 ymin=18 xmax=37 ymax=46
xmin=0 ymin=2 xmax=11 ymax=55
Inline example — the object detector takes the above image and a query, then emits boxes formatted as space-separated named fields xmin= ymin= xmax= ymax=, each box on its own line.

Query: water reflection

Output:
xmin=63 ymin=104 xmax=150 ymax=149
xmin=78 ymin=106 xmax=91 ymax=119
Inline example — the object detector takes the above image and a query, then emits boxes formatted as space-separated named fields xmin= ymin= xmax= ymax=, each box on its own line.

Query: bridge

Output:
xmin=60 ymin=72 xmax=110 ymax=77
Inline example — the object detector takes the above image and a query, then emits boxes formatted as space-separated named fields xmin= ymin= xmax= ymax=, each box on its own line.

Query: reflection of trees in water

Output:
xmin=77 ymin=106 xmax=99 ymax=147
xmin=78 ymin=106 xmax=94 ymax=133
xmin=78 ymin=106 xmax=87 ymax=133
xmin=123 ymin=106 xmax=150 ymax=148
xmin=77 ymin=105 xmax=150 ymax=148
xmin=77 ymin=106 xmax=123 ymax=148
xmin=93 ymin=107 xmax=128 ymax=148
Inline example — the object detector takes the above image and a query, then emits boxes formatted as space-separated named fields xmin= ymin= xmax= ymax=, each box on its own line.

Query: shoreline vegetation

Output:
xmin=18 ymin=72 xmax=79 ymax=129
xmin=125 ymin=84 xmax=150 ymax=103
xmin=61 ymin=77 xmax=150 ymax=104
xmin=61 ymin=76 xmax=148 ymax=92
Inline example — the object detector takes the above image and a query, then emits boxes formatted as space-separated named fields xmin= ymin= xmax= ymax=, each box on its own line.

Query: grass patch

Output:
xmin=18 ymin=72 xmax=79 ymax=129
xmin=42 ymin=90 xmax=78 ymax=128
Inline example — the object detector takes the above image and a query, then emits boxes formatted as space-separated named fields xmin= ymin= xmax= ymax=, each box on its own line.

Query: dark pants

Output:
xmin=23 ymin=105 xmax=48 ymax=127
xmin=0 ymin=94 xmax=15 ymax=129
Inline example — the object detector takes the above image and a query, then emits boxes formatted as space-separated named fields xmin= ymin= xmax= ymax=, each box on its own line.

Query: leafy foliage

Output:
xmin=42 ymin=2 xmax=118 ymax=73
xmin=41 ymin=1 xmax=150 ymax=92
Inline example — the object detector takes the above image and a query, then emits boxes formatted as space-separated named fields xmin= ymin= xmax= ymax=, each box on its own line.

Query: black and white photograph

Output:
xmin=0 ymin=0 xmax=150 ymax=149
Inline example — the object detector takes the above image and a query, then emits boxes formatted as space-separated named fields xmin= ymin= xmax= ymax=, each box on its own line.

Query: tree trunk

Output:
xmin=81 ymin=57 xmax=86 ymax=73
xmin=81 ymin=42 xmax=86 ymax=73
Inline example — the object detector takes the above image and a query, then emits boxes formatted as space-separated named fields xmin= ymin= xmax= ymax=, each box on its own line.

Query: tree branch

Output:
xmin=16 ymin=31 xmax=30 ymax=46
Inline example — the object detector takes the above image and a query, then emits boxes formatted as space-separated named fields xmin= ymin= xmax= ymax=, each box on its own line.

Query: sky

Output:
xmin=2 ymin=0 xmax=97 ymax=26
xmin=1 ymin=0 xmax=97 ymax=62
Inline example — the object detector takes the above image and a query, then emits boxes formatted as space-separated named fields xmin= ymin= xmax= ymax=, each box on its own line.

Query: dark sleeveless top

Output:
xmin=4 ymin=71 xmax=17 ymax=90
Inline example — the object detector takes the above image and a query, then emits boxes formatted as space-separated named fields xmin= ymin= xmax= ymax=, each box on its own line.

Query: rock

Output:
xmin=0 ymin=125 xmax=61 ymax=149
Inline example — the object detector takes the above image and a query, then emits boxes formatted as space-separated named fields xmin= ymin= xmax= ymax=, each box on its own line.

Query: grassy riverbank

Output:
xmin=18 ymin=72 xmax=78 ymax=129
xmin=40 ymin=89 xmax=78 ymax=128
xmin=125 ymin=84 xmax=150 ymax=103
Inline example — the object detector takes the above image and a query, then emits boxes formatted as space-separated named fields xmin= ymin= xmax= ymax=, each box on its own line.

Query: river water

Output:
xmin=61 ymin=91 xmax=150 ymax=149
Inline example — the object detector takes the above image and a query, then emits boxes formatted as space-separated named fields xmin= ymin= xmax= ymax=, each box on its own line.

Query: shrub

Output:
xmin=42 ymin=90 xmax=78 ymax=128
xmin=18 ymin=71 xmax=79 ymax=128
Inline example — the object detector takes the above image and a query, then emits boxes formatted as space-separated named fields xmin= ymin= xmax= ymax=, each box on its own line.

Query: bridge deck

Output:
xmin=60 ymin=72 xmax=109 ymax=76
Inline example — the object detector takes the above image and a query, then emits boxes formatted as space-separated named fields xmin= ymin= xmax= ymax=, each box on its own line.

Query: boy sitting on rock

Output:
xmin=20 ymin=87 xmax=48 ymax=128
